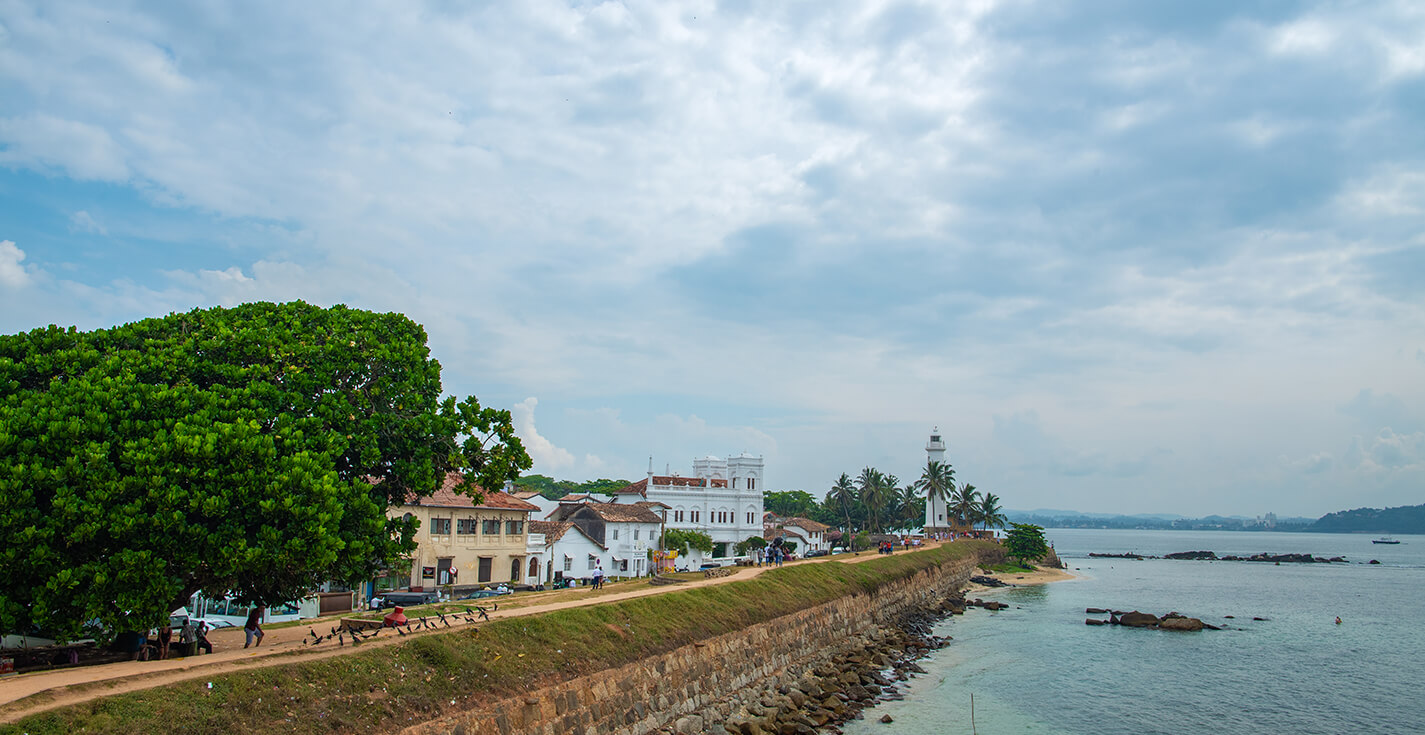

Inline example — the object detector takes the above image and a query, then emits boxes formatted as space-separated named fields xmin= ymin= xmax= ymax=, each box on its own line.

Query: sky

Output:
xmin=2 ymin=1 xmax=1423 ymax=518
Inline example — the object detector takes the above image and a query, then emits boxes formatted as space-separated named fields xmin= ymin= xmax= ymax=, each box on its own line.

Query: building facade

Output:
xmin=611 ymin=453 xmax=765 ymax=563
xmin=390 ymin=472 xmax=540 ymax=591
xmin=546 ymin=502 xmax=664 ymax=578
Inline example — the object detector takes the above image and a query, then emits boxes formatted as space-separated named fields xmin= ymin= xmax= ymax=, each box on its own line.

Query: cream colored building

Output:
xmin=392 ymin=472 xmax=540 ymax=591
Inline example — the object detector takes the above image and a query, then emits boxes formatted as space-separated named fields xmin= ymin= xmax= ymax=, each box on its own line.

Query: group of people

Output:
xmin=121 ymin=618 xmax=214 ymax=661
xmin=591 ymin=562 xmax=606 ymax=589
xmin=755 ymin=546 xmax=788 ymax=567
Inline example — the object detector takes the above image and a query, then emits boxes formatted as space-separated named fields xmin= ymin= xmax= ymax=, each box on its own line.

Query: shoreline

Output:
xmin=963 ymin=565 xmax=1077 ymax=594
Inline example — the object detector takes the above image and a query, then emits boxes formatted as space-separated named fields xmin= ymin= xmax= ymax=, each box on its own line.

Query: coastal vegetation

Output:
xmin=0 ymin=542 xmax=994 ymax=735
xmin=1004 ymin=523 xmax=1050 ymax=566
xmin=765 ymin=463 xmax=1007 ymax=539
xmin=0 ymin=302 xmax=530 ymax=643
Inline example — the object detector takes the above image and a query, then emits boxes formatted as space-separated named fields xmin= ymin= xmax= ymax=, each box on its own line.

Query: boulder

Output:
xmin=1086 ymin=607 xmax=1109 ymax=614
xmin=1158 ymin=616 xmax=1205 ymax=632
xmin=1085 ymin=618 xmax=1107 ymax=626
xmin=1118 ymin=611 xmax=1160 ymax=628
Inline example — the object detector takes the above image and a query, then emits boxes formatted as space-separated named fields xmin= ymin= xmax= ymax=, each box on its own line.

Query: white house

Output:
xmin=765 ymin=515 xmax=832 ymax=555
xmin=611 ymin=454 xmax=765 ymax=565
xmin=527 ymin=519 xmax=606 ymax=585
xmin=546 ymin=502 xmax=664 ymax=578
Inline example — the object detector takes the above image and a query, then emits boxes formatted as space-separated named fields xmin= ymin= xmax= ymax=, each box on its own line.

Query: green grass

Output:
xmin=981 ymin=562 xmax=1036 ymax=574
xmin=1 ymin=541 xmax=992 ymax=735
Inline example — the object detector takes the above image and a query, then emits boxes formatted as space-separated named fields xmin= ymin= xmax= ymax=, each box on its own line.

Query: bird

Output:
xmin=337 ymin=632 xmax=345 ymax=647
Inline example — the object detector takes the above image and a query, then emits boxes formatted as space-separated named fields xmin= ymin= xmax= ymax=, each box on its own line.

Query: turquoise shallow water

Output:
xmin=843 ymin=530 xmax=1425 ymax=735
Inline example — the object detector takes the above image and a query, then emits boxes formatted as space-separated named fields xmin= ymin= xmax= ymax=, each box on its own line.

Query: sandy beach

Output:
xmin=964 ymin=565 xmax=1077 ymax=593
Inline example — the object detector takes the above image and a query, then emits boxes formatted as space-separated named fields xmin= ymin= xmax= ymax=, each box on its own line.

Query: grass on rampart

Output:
xmin=1 ymin=541 xmax=992 ymax=735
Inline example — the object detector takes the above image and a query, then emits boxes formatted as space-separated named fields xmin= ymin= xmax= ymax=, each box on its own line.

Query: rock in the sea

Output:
xmin=1164 ymin=550 xmax=1217 ymax=560
xmin=1158 ymin=616 xmax=1205 ymax=631
xmin=1085 ymin=618 xmax=1107 ymax=626
xmin=880 ymin=714 xmax=894 ymax=723
xmin=1369 ymin=559 xmax=1381 ymax=565
xmin=1117 ymin=611 xmax=1160 ymax=628
xmin=1086 ymin=607 xmax=1109 ymax=614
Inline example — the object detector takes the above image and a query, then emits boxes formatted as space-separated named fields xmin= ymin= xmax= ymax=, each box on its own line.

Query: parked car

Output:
xmin=375 ymin=591 xmax=440 ymax=609
xmin=804 ymin=549 xmax=830 ymax=558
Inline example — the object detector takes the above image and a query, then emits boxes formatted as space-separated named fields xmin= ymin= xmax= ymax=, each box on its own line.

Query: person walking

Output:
xmin=243 ymin=608 xmax=265 ymax=649
xmin=592 ymin=561 xmax=604 ymax=590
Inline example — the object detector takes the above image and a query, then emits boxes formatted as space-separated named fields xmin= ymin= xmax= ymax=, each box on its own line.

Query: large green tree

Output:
xmin=0 ymin=302 xmax=530 ymax=641
xmin=826 ymin=473 xmax=859 ymax=532
xmin=1004 ymin=523 xmax=1049 ymax=566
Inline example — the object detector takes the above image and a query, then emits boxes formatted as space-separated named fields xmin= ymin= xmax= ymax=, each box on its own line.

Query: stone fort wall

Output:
xmin=402 ymin=552 xmax=982 ymax=735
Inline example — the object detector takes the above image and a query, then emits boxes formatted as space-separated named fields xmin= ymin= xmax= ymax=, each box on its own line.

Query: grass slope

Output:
xmin=2 ymin=542 xmax=988 ymax=735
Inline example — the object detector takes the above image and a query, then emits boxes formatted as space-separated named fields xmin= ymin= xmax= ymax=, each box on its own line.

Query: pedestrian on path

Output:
xmin=243 ymin=608 xmax=265 ymax=649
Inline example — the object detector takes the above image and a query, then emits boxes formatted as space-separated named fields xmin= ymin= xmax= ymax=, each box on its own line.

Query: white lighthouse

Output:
xmin=924 ymin=427 xmax=948 ymax=533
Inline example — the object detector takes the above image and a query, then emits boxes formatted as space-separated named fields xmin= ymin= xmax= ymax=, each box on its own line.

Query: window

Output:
xmin=457 ymin=519 xmax=477 ymax=535
xmin=633 ymin=529 xmax=639 ymax=540
xmin=611 ymin=529 xmax=619 ymax=540
xmin=563 ymin=556 xmax=572 ymax=572
xmin=674 ymin=510 xmax=684 ymax=523
xmin=747 ymin=512 xmax=753 ymax=524
xmin=748 ymin=478 xmax=756 ymax=490
xmin=431 ymin=518 xmax=451 ymax=535
xmin=691 ymin=510 xmax=700 ymax=523
xmin=505 ymin=520 xmax=523 ymax=535
xmin=587 ymin=554 xmax=597 ymax=570
xmin=482 ymin=519 xmax=500 ymax=535
xmin=618 ymin=559 xmax=629 ymax=572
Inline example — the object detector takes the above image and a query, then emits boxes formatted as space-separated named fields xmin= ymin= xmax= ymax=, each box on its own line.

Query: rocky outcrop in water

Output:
xmin=1089 ymin=550 xmax=1350 ymax=563
xmin=1087 ymin=608 xmax=1221 ymax=631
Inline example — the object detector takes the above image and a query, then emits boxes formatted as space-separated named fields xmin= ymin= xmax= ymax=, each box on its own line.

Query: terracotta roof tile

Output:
xmin=407 ymin=472 xmax=541 ymax=512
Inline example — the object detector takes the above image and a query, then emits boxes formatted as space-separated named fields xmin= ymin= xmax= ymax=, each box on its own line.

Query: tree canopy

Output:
xmin=513 ymin=474 xmax=630 ymax=500
xmin=661 ymin=529 xmax=714 ymax=556
xmin=764 ymin=489 xmax=820 ymax=518
xmin=1004 ymin=523 xmax=1049 ymax=566
xmin=0 ymin=301 xmax=530 ymax=641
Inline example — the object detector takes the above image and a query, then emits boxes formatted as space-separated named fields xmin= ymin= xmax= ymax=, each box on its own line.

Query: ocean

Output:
xmin=842 ymin=529 xmax=1425 ymax=735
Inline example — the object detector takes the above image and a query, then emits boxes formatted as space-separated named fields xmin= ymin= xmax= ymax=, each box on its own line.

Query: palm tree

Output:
xmin=856 ymin=467 xmax=889 ymax=533
xmin=828 ymin=473 xmax=858 ymax=532
xmin=977 ymin=492 xmax=1007 ymax=533
xmin=951 ymin=482 xmax=979 ymax=530
xmin=915 ymin=460 xmax=955 ymax=530
xmin=897 ymin=484 xmax=921 ymax=531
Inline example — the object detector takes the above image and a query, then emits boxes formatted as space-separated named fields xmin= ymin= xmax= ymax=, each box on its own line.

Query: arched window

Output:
xmin=528 ymin=557 xmax=540 ymax=577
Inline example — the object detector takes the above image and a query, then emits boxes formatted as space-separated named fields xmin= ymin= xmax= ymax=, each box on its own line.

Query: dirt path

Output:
xmin=0 ymin=544 xmax=951 ymax=724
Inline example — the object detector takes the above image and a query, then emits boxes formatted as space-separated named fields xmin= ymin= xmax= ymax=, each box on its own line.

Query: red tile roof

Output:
xmin=530 ymin=520 xmax=573 ymax=542
xmin=581 ymin=503 xmax=664 ymax=524
xmin=407 ymin=472 xmax=540 ymax=512
xmin=613 ymin=476 xmax=728 ymax=495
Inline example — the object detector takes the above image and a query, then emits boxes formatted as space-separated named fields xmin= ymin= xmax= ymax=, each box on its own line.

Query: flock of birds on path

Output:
xmin=301 ymin=603 xmax=498 ymax=648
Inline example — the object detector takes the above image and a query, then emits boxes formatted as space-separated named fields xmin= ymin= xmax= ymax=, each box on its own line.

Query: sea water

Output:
xmin=842 ymin=529 xmax=1425 ymax=735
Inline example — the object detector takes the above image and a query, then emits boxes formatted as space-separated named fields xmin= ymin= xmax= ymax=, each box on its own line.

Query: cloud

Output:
xmin=69 ymin=210 xmax=107 ymax=235
xmin=0 ymin=240 xmax=33 ymax=288
xmin=1 ymin=1 xmax=1423 ymax=515
xmin=511 ymin=397 xmax=577 ymax=474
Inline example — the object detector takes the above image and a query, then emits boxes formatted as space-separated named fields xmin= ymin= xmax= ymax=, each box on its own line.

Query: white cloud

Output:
xmin=69 ymin=210 xmax=108 ymax=235
xmin=512 ymin=397 xmax=577 ymax=474
xmin=0 ymin=240 xmax=33 ymax=288
xmin=0 ymin=115 xmax=129 ymax=181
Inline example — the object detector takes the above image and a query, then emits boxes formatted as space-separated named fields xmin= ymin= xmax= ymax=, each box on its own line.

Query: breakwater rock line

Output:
xmin=1088 ymin=550 xmax=1348 ymax=563
xmin=402 ymin=552 xmax=985 ymax=735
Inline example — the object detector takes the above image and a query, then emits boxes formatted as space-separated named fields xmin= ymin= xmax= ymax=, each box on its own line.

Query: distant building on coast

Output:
xmin=611 ymin=454 xmax=766 ymax=565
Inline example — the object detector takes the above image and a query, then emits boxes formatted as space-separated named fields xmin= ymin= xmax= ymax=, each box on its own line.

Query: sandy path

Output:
xmin=0 ymin=544 xmax=948 ymax=723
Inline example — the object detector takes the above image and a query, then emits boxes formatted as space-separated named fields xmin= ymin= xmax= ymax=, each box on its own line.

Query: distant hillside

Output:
xmin=1308 ymin=504 xmax=1425 ymax=534
xmin=1005 ymin=510 xmax=1312 ymax=531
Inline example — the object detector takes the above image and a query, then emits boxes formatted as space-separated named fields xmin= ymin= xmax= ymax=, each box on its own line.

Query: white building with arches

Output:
xmin=611 ymin=453 xmax=765 ymax=565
